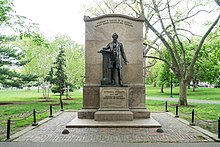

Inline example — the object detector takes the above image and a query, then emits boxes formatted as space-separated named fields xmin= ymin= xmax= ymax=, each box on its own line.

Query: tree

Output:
xmin=0 ymin=0 xmax=39 ymax=88
xmin=195 ymin=29 xmax=220 ymax=87
xmin=86 ymin=0 xmax=219 ymax=105
xmin=53 ymin=46 xmax=67 ymax=108
xmin=139 ymin=0 xmax=219 ymax=105
xmin=49 ymin=35 xmax=85 ymax=88
xmin=157 ymin=62 xmax=170 ymax=93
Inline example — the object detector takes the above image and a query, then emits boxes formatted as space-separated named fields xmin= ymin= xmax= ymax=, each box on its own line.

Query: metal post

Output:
xmin=7 ymin=118 xmax=11 ymax=140
xmin=218 ymin=117 xmax=220 ymax=139
xmin=165 ymin=101 xmax=168 ymax=112
xmin=32 ymin=109 xmax=38 ymax=126
xmin=49 ymin=104 xmax=53 ymax=117
xmin=60 ymin=99 xmax=64 ymax=111
xmin=60 ymin=86 xmax=64 ymax=111
xmin=190 ymin=109 xmax=195 ymax=126
xmin=175 ymin=105 xmax=179 ymax=117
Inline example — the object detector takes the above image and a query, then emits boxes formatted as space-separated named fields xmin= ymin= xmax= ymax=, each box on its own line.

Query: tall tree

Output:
xmin=49 ymin=35 xmax=85 ymax=88
xmin=53 ymin=46 xmax=67 ymax=107
xmin=140 ymin=0 xmax=220 ymax=105
xmin=0 ymin=0 xmax=39 ymax=88
xmin=86 ymin=0 xmax=220 ymax=105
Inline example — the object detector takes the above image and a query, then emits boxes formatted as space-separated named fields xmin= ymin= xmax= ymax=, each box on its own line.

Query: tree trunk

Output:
xmin=160 ymin=84 xmax=164 ymax=93
xmin=179 ymin=80 xmax=188 ymax=106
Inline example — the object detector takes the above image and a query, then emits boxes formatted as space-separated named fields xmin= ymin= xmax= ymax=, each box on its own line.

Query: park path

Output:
xmin=146 ymin=97 xmax=220 ymax=104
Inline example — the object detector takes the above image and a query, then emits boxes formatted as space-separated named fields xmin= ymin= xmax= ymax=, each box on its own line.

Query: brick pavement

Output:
xmin=13 ymin=112 xmax=214 ymax=143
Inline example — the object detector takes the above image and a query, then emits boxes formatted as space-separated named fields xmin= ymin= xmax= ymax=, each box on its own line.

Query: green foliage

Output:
xmin=157 ymin=63 xmax=170 ymax=87
xmin=50 ymin=47 xmax=67 ymax=94
xmin=49 ymin=35 xmax=85 ymax=88
xmin=0 ymin=0 xmax=39 ymax=88
xmin=197 ymin=30 xmax=220 ymax=86
xmin=0 ymin=0 xmax=14 ymax=26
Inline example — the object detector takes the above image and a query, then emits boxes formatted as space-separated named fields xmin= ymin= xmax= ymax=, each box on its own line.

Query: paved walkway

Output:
xmin=1 ymin=142 xmax=220 ymax=147
xmin=147 ymin=97 xmax=220 ymax=104
xmin=13 ymin=112 xmax=214 ymax=143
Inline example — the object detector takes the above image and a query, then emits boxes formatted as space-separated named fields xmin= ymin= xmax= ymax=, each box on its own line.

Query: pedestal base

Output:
xmin=66 ymin=114 xmax=161 ymax=128
xmin=95 ymin=110 xmax=133 ymax=121
xmin=78 ymin=109 xmax=98 ymax=119
xmin=131 ymin=108 xmax=150 ymax=118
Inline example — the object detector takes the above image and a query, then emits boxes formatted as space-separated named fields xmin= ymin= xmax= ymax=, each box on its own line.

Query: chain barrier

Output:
xmin=10 ymin=113 xmax=33 ymax=123
xmin=3 ymin=105 xmax=56 ymax=140
xmin=195 ymin=113 xmax=218 ymax=123
xmin=36 ymin=109 xmax=49 ymax=114
xmin=148 ymin=103 xmax=165 ymax=106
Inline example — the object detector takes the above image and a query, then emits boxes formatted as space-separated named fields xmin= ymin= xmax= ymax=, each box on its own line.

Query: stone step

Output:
xmin=94 ymin=110 xmax=133 ymax=121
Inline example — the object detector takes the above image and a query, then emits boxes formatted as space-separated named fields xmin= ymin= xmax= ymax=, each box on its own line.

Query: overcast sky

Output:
xmin=14 ymin=0 xmax=93 ymax=43
xmin=13 ymin=0 xmax=219 ymax=44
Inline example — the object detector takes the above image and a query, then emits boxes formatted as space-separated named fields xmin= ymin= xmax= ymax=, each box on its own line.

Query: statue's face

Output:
xmin=112 ymin=34 xmax=118 ymax=40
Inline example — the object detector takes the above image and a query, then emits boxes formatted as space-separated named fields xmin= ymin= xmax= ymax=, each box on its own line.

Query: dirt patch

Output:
xmin=0 ymin=102 xmax=13 ymax=106
xmin=169 ymin=104 xmax=195 ymax=107
xmin=51 ymin=103 xmax=69 ymax=106
xmin=0 ymin=102 xmax=33 ymax=105
xmin=62 ymin=98 xmax=77 ymax=100
xmin=38 ymin=100 xmax=57 ymax=102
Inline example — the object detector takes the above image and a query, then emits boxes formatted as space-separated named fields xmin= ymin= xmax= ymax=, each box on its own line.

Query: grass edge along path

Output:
xmin=0 ymin=87 xmax=219 ymax=141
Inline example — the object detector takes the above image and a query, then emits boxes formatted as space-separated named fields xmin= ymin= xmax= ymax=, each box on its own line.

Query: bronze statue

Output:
xmin=101 ymin=33 xmax=128 ymax=86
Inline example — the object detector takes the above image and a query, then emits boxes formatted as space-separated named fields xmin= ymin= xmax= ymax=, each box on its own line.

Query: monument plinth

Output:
xmin=95 ymin=87 xmax=133 ymax=121
xmin=67 ymin=14 xmax=161 ymax=128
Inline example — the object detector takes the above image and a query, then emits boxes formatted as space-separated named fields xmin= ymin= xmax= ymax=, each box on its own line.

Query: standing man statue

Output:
xmin=103 ymin=33 xmax=128 ymax=86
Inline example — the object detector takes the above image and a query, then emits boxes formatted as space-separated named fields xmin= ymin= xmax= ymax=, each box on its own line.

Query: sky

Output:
xmin=13 ymin=0 xmax=219 ymax=44
xmin=13 ymin=0 xmax=94 ymax=43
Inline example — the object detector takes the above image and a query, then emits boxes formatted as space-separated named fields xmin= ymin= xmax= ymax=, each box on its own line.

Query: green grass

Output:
xmin=146 ymin=99 xmax=220 ymax=134
xmin=0 ymin=89 xmax=83 ymax=141
xmin=146 ymin=85 xmax=220 ymax=101
xmin=0 ymin=86 xmax=219 ymax=141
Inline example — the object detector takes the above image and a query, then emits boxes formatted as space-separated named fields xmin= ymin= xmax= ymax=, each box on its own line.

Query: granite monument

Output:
xmin=77 ymin=14 xmax=150 ymax=120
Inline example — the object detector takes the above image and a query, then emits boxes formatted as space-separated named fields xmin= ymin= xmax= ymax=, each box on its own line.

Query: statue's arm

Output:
xmin=103 ymin=43 xmax=110 ymax=50
xmin=120 ymin=43 xmax=128 ymax=64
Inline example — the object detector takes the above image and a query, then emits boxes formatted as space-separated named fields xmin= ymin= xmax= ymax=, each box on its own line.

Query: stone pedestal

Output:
xmin=94 ymin=87 xmax=133 ymax=121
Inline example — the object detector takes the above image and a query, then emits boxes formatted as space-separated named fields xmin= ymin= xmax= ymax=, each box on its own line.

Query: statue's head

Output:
xmin=112 ymin=33 xmax=118 ymax=40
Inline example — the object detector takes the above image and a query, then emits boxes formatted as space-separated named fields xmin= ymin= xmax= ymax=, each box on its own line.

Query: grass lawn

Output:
xmin=0 ymin=89 xmax=83 ymax=141
xmin=146 ymin=85 xmax=220 ymax=101
xmin=0 ymin=86 xmax=219 ymax=141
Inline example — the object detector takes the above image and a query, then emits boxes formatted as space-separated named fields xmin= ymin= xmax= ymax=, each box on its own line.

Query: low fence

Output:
xmin=1 ymin=104 xmax=62 ymax=140
xmin=148 ymin=100 xmax=220 ymax=138
xmin=1 ymin=100 xmax=220 ymax=140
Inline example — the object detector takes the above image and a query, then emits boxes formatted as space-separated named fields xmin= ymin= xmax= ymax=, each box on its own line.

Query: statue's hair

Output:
xmin=112 ymin=33 xmax=118 ymax=39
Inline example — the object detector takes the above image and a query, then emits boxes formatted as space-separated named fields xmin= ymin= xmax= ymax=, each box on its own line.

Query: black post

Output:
xmin=32 ymin=109 xmax=38 ymax=126
xmin=170 ymin=72 xmax=173 ymax=98
xmin=218 ymin=117 xmax=220 ymax=139
xmin=165 ymin=101 xmax=168 ymax=112
xmin=60 ymin=98 xmax=64 ymax=111
xmin=7 ymin=118 xmax=11 ymax=140
xmin=190 ymin=109 xmax=195 ymax=126
xmin=60 ymin=86 xmax=64 ymax=111
xmin=49 ymin=104 xmax=53 ymax=117
xmin=175 ymin=105 xmax=179 ymax=117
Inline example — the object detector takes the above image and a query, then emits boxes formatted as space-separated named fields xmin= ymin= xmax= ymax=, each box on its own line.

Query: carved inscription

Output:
xmin=103 ymin=90 xmax=126 ymax=100
xmin=95 ymin=19 xmax=133 ymax=28
xmin=100 ymin=88 xmax=128 ymax=108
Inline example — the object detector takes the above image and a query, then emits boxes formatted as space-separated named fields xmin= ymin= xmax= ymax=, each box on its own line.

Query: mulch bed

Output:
xmin=0 ymin=102 xmax=13 ymax=106
xmin=0 ymin=101 xmax=34 ymax=106
xmin=51 ymin=103 xmax=69 ymax=106
xmin=169 ymin=104 xmax=195 ymax=107
xmin=38 ymin=100 xmax=57 ymax=102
